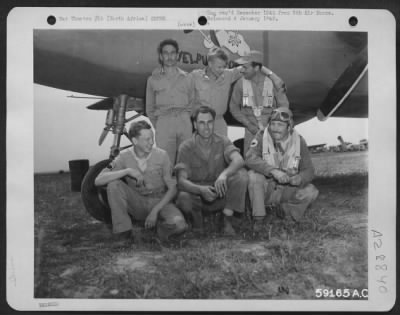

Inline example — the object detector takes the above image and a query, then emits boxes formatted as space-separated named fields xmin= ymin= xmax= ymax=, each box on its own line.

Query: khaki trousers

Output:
xmin=107 ymin=180 xmax=187 ymax=236
xmin=248 ymin=170 xmax=319 ymax=221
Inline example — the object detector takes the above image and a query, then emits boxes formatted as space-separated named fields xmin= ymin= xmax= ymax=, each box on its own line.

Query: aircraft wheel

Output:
xmin=81 ymin=159 xmax=112 ymax=223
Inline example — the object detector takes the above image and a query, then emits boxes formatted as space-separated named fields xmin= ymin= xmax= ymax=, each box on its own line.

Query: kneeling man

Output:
xmin=175 ymin=106 xmax=248 ymax=235
xmin=95 ymin=120 xmax=188 ymax=242
xmin=246 ymin=107 xmax=318 ymax=229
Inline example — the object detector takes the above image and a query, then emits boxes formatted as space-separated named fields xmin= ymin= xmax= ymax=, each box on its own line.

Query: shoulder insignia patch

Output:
xmin=250 ymin=139 xmax=258 ymax=147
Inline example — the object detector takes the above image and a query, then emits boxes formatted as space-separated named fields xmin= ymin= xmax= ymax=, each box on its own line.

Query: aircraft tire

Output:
xmin=81 ymin=159 xmax=112 ymax=223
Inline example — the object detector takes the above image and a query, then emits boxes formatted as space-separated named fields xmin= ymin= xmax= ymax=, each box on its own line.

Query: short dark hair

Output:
xmin=251 ymin=61 xmax=263 ymax=69
xmin=157 ymin=39 xmax=179 ymax=55
xmin=192 ymin=106 xmax=216 ymax=122
xmin=207 ymin=48 xmax=228 ymax=64
xmin=128 ymin=120 xmax=152 ymax=139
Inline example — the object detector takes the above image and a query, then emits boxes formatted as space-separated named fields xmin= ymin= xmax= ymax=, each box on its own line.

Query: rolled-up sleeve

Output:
xmin=223 ymin=138 xmax=240 ymax=163
xmin=175 ymin=142 xmax=192 ymax=178
xmin=107 ymin=155 xmax=124 ymax=172
xmin=161 ymin=151 xmax=177 ymax=187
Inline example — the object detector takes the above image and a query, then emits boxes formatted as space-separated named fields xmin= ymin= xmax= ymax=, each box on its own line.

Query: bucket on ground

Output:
xmin=68 ymin=159 xmax=90 ymax=192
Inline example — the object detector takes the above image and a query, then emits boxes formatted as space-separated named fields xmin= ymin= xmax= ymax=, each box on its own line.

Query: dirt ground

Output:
xmin=34 ymin=151 xmax=368 ymax=299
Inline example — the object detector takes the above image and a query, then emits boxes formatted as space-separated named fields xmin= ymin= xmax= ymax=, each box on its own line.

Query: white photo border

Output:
xmin=6 ymin=7 xmax=396 ymax=312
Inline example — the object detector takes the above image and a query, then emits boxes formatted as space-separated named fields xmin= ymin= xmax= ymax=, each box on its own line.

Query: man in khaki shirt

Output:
xmin=190 ymin=48 xmax=278 ymax=137
xmin=146 ymin=39 xmax=193 ymax=165
xmin=95 ymin=120 xmax=188 ymax=242
xmin=175 ymin=106 xmax=249 ymax=236
xmin=189 ymin=48 xmax=242 ymax=136
xmin=230 ymin=50 xmax=289 ymax=155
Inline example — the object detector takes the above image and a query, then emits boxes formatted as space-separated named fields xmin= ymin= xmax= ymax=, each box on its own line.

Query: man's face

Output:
xmin=194 ymin=112 xmax=215 ymax=139
xmin=240 ymin=62 xmax=257 ymax=80
xmin=133 ymin=129 xmax=154 ymax=154
xmin=269 ymin=120 xmax=290 ymax=142
xmin=160 ymin=44 xmax=178 ymax=67
xmin=208 ymin=57 xmax=227 ymax=77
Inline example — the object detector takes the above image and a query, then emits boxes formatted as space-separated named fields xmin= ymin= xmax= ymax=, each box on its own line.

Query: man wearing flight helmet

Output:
xmin=229 ymin=50 xmax=289 ymax=155
xmin=245 ymin=107 xmax=319 ymax=231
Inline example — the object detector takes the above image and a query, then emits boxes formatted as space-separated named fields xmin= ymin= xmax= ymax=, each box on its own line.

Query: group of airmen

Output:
xmin=95 ymin=39 xmax=319 ymax=243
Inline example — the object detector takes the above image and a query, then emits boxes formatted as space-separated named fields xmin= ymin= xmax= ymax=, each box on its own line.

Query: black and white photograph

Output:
xmin=6 ymin=7 xmax=396 ymax=312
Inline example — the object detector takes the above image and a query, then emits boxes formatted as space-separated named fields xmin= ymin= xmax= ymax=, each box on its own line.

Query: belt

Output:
xmin=154 ymin=106 xmax=191 ymax=117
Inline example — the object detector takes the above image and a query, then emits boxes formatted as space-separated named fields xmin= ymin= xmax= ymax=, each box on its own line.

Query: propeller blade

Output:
xmin=87 ymin=97 xmax=114 ymax=110
xmin=98 ymin=128 xmax=109 ymax=146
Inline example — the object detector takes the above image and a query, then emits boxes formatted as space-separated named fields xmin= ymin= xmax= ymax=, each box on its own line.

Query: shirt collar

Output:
xmin=153 ymin=66 xmax=186 ymax=77
xmin=193 ymin=132 xmax=223 ymax=145
xmin=130 ymin=147 xmax=153 ymax=162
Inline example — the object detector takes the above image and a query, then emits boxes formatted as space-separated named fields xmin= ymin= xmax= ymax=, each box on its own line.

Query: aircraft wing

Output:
xmin=34 ymin=29 xmax=368 ymax=126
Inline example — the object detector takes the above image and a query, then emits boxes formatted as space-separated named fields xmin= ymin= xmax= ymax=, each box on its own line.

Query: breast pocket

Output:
xmin=152 ymin=80 xmax=169 ymax=95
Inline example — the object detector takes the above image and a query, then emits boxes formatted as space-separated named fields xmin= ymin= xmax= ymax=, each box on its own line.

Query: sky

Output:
xmin=34 ymin=84 xmax=368 ymax=173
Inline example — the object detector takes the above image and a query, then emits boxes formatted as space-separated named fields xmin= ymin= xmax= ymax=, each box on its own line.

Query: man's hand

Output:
xmin=289 ymin=174 xmax=302 ymax=186
xmin=200 ymin=186 xmax=218 ymax=202
xmin=145 ymin=208 xmax=159 ymax=229
xmin=270 ymin=169 xmax=290 ymax=184
xmin=126 ymin=168 xmax=145 ymax=186
xmin=214 ymin=173 xmax=228 ymax=198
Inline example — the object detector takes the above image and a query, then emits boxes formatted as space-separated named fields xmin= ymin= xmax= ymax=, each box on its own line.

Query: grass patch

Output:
xmin=34 ymin=152 xmax=368 ymax=299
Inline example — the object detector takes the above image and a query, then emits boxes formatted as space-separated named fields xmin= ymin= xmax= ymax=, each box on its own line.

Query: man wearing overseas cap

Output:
xmin=229 ymin=50 xmax=289 ymax=155
xmin=245 ymin=108 xmax=319 ymax=231
xmin=189 ymin=47 xmax=275 ymax=136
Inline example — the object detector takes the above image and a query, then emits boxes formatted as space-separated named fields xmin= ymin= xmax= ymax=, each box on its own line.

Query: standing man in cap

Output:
xmin=230 ymin=50 xmax=289 ymax=155
xmin=189 ymin=48 xmax=275 ymax=136
xmin=95 ymin=120 xmax=188 ymax=243
xmin=245 ymin=107 xmax=319 ymax=231
xmin=175 ymin=105 xmax=249 ymax=236
xmin=146 ymin=39 xmax=193 ymax=165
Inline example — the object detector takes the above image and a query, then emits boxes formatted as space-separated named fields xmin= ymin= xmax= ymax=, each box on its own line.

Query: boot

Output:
xmin=223 ymin=215 xmax=236 ymax=236
xmin=253 ymin=217 xmax=265 ymax=233
xmin=191 ymin=210 xmax=205 ymax=234
xmin=156 ymin=223 xmax=178 ymax=242
xmin=112 ymin=230 xmax=133 ymax=245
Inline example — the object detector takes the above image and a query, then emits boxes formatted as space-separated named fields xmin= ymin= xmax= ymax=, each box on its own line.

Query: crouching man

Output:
xmin=95 ymin=120 xmax=188 ymax=242
xmin=175 ymin=106 xmax=249 ymax=236
xmin=246 ymin=107 xmax=319 ymax=230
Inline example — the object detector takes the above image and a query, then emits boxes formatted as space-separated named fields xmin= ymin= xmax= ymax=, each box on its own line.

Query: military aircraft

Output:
xmin=308 ymin=143 xmax=328 ymax=153
xmin=34 ymin=29 xmax=368 ymax=222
